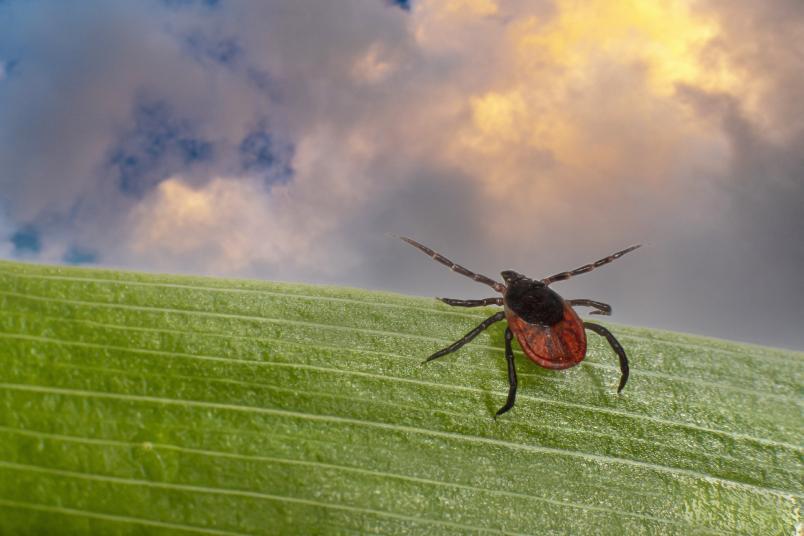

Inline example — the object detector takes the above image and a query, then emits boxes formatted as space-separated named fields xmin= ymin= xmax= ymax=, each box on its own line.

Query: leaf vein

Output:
xmin=0 ymin=460 xmax=521 ymax=535
xmin=0 ymin=381 xmax=799 ymax=498
xmin=0 ymin=498 xmax=248 ymax=535
xmin=0 ymin=426 xmax=707 ymax=530
xmin=0 ymin=329 xmax=798 ymax=451
xmin=0 ymin=271 xmax=798 ymax=363
xmin=1 ymin=291 xmax=796 ymax=400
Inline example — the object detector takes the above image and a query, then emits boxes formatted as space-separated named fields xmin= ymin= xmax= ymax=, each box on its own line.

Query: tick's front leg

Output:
xmin=438 ymin=297 xmax=503 ymax=307
xmin=568 ymin=299 xmax=611 ymax=316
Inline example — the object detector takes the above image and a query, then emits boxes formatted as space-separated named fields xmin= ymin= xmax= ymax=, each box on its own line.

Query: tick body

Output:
xmin=399 ymin=236 xmax=639 ymax=418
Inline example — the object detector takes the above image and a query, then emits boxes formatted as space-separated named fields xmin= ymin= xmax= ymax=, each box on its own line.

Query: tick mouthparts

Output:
xmin=500 ymin=270 xmax=520 ymax=282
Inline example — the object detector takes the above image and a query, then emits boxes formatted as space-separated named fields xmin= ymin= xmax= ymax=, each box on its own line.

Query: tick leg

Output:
xmin=425 ymin=311 xmax=506 ymax=363
xmin=584 ymin=322 xmax=629 ymax=393
xmin=495 ymin=327 xmax=518 ymax=419
xmin=438 ymin=297 xmax=504 ymax=307
xmin=398 ymin=236 xmax=506 ymax=293
xmin=542 ymin=245 xmax=641 ymax=285
xmin=568 ymin=299 xmax=612 ymax=316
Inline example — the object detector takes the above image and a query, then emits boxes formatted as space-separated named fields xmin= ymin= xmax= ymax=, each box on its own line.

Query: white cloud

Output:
xmin=351 ymin=43 xmax=396 ymax=84
xmin=126 ymin=177 xmax=279 ymax=274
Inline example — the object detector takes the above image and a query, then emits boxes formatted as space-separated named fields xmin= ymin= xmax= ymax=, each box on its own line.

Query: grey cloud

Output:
xmin=660 ymin=0 xmax=804 ymax=348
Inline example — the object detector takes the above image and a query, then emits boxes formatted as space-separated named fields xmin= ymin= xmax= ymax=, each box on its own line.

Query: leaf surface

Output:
xmin=0 ymin=260 xmax=801 ymax=535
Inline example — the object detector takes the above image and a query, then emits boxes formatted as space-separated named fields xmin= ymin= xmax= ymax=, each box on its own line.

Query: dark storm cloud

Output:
xmin=334 ymin=168 xmax=495 ymax=295
xmin=702 ymin=1 xmax=804 ymax=276
xmin=653 ymin=0 xmax=804 ymax=349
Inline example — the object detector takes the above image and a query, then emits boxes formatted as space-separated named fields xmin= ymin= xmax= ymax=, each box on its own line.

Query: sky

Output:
xmin=0 ymin=0 xmax=802 ymax=350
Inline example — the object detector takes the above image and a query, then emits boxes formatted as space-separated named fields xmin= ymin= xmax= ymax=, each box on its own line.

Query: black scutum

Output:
xmin=505 ymin=278 xmax=565 ymax=325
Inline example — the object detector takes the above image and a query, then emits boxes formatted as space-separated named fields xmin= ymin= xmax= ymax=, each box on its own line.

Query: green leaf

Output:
xmin=0 ymin=260 xmax=800 ymax=535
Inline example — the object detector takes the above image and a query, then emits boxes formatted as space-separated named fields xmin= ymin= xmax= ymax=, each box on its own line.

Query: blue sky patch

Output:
xmin=246 ymin=68 xmax=282 ymax=101
xmin=239 ymin=128 xmax=294 ymax=185
xmin=64 ymin=245 xmax=98 ymax=265
xmin=110 ymin=99 xmax=214 ymax=197
xmin=0 ymin=59 xmax=20 ymax=80
xmin=11 ymin=225 xmax=40 ymax=254
xmin=240 ymin=130 xmax=276 ymax=170
xmin=178 ymin=137 xmax=213 ymax=164
xmin=162 ymin=0 xmax=221 ymax=9
xmin=184 ymin=33 xmax=242 ymax=66
xmin=389 ymin=0 xmax=411 ymax=11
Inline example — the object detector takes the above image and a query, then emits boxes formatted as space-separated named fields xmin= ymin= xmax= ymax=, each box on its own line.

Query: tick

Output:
xmin=398 ymin=236 xmax=641 ymax=418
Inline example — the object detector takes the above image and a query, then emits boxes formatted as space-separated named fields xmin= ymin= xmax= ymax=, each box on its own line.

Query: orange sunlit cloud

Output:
xmin=400 ymin=0 xmax=749 ymax=242
xmin=121 ymin=0 xmax=754 ymax=262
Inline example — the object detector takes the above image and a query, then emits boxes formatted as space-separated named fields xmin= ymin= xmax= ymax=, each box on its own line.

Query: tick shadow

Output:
xmin=578 ymin=360 xmax=607 ymax=393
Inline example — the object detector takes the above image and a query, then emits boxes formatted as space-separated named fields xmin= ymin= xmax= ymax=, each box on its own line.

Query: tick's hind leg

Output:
xmin=584 ymin=322 xmax=629 ymax=393
xmin=425 ymin=311 xmax=506 ymax=363
xmin=568 ymin=299 xmax=611 ymax=316
xmin=438 ymin=297 xmax=503 ymax=307
xmin=495 ymin=327 xmax=518 ymax=419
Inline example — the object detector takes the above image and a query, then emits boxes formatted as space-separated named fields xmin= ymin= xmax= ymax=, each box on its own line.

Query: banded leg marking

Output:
xmin=568 ymin=299 xmax=612 ymax=316
xmin=398 ymin=236 xmax=506 ymax=293
xmin=543 ymin=245 xmax=641 ymax=285
xmin=438 ymin=297 xmax=504 ymax=307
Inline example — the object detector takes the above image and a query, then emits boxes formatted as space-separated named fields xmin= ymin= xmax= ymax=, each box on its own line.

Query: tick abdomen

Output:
xmin=503 ymin=277 xmax=587 ymax=369
xmin=505 ymin=304 xmax=587 ymax=370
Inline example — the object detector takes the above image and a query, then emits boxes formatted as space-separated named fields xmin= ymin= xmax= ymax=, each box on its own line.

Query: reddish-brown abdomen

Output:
xmin=505 ymin=303 xmax=587 ymax=370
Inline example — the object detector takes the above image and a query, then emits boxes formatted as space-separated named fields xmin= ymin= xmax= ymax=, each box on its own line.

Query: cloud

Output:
xmin=110 ymin=98 xmax=215 ymax=197
xmin=0 ymin=0 xmax=801 ymax=348
xmin=124 ymin=177 xmax=282 ymax=274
